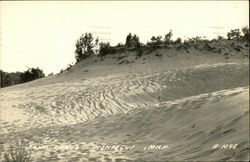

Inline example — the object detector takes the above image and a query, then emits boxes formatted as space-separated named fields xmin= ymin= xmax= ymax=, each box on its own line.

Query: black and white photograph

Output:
xmin=0 ymin=1 xmax=249 ymax=161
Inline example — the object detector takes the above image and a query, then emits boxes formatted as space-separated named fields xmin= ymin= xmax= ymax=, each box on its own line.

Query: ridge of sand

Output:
xmin=1 ymin=86 xmax=248 ymax=161
xmin=0 ymin=49 xmax=249 ymax=161
xmin=0 ymin=62 xmax=248 ymax=134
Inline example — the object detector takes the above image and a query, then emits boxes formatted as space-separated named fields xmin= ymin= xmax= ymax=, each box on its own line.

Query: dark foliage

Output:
xmin=116 ymin=43 xmax=124 ymax=47
xmin=20 ymin=68 xmax=45 ymax=83
xmin=136 ymin=48 xmax=143 ymax=57
xmin=75 ymin=33 xmax=98 ymax=62
xmin=227 ymin=29 xmax=240 ymax=40
xmin=99 ymin=42 xmax=111 ymax=56
xmin=0 ymin=68 xmax=45 ymax=88
xmin=175 ymin=38 xmax=182 ymax=44
xmin=0 ymin=70 xmax=23 ymax=88
xmin=151 ymin=36 xmax=163 ymax=45
xmin=125 ymin=33 xmax=141 ymax=48
xmin=71 ymin=28 xmax=249 ymax=65
xmin=217 ymin=36 xmax=224 ymax=41
xmin=164 ymin=30 xmax=173 ymax=44
xmin=241 ymin=26 xmax=249 ymax=41
xmin=4 ymin=139 xmax=31 ymax=162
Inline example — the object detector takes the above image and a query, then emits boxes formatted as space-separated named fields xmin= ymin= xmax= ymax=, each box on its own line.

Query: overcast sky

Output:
xmin=0 ymin=1 xmax=249 ymax=75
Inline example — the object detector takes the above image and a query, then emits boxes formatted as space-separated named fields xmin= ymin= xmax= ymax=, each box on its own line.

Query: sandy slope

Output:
xmin=0 ymin=50 xmax=249 ymax=161
xmin=1 ymin=87 xmax=248 ymax=161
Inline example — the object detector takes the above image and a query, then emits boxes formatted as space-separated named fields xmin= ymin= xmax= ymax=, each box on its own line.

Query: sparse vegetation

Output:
xmin=217 ymin=36 xmax=224 ymax=41
xmin=149 ymin=36 xmax=163 ymax=48
xmin=175 ymin=38 xmax=182 ymax=44
xmin=116 ymin=42 xmax=124 ymax=47
xmin=48 ymin=73 xmax=54 ymax=76
xmin=59 ymin=69 xmax=64 ymax=74
xmin=136 ymin=48 xmax=143 ymax=57
xmin=72 ymin=27 xmax=248 ymax=61
xmin=227 ymin=29 xmax=240 ymax=40
xmin=3 ymin=140 xmax=31 ymax=162
xmin=2 ymin=27 xmax=249 ymax=87
xmin=146 ymin=36 xmax=162 ymax=49
xmin=151 ymin=36 xmax=163 ymax=45
xmin=99 ymin=42 xmax=111 ymax=56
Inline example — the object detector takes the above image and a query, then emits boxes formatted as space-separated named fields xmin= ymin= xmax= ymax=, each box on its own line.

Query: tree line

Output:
xmin=0 ymin=68 xmax=45 ymax=88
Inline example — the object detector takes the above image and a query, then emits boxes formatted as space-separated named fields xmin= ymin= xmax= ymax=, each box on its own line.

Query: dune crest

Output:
xmin=0 ymin=49 xmax=249 ymax=161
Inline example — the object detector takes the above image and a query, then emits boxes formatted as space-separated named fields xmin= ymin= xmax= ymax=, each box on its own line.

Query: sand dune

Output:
xmin=0 ymin=51 xmax=249 ymax=161
xmin=0 ymin=63 xmax=248 ymax=134
xmin=1 ymin=86 xmax=248 ymax=161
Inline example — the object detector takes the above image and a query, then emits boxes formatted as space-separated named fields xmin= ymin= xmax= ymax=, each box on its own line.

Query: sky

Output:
xmin=0 ymin=1 xmax=249 ymax=75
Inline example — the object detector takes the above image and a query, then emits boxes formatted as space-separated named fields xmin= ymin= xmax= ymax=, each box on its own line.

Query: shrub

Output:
xmin=227 ymin=29 xmax=240 ymax=40
xmin=146 ymin=42 xmax=160 ymax=50
xmin=99 ymin=42 xmax=111 ymax=56
xmin=192 ymin=36 xmax=202 ymax=42
xmin=65 ymin=63 xmax=73 ymax=71
xmin=175 ymin=38 xmax=182 ymax=44
xmin=217 ymin=36 xmax=224 ymax=41
xmin=146 ymin=35 xmax=163 ymax=49
xmin=151 ymin=36 xmax=163 ymax=45
xmin=59 ymin=69 xmax=64 ymax=74
xmin=75 ymin=33 xmax=98 ymax=62
xmin=4 ymin=140 xmax=31 ymax=162
xmin=136 ymin=48 xmax=143 ymax=57
xmin=116 ymin=42 xmax=123 ymax=47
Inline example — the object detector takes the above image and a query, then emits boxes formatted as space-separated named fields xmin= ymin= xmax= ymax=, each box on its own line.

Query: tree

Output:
xmin=75 ymin=33 xmax=98 ymax=62
xmin=132 ymin=34 xmax=141 ymax=48
xmin=241 ymin=26 xmax=249 ymax=41
xmin=0 ymin=68 xmax=45 ymax=88
xmin=164 ymin=30 xmax=173 ymax=44
xmin=21 ymin=68 xmax=45 ymax=83
xmin=0 ymin=70 xmax=24 ymax=88
xmin=125 ymin=33 xmax=141 ymax=48
xmin=125 ymin=33 xmax=133 ymax=47
xmin=0 ymin=70 xmax=7 ymax=88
